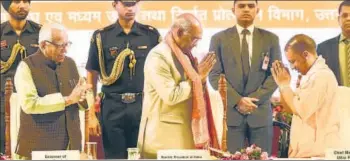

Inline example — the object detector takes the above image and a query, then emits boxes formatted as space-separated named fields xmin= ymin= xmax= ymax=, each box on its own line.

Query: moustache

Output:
xmin=17 ymin=9 xmax=28 ymax=14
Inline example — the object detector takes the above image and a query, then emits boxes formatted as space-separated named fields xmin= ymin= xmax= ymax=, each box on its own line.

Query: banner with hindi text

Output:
xmin=0 ymin=1 xmax=340 ymax=29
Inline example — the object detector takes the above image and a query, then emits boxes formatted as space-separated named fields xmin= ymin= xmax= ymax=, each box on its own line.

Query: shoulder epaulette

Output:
xmin=28 ymin=20 xmax=42 ymax=31
xmin=92 ymin=24 xmax=113 ymax=43
xmin=28 ymin=20 xmax=41 ymax=28
xmin=139 ymin=24 xmax=159 ymax=35
xmin=0 ymin=21 xmax=9 ymax=36
xmin=98 ymin=24 xmax=115 ymax=32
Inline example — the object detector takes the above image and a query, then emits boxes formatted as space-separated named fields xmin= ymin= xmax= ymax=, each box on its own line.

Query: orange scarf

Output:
xmin=165 ymin=32 xmax=220 ymax=151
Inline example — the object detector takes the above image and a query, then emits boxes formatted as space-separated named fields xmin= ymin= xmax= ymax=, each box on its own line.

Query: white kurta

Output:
xmin=289 ymin=56 xmax=341 ymax=158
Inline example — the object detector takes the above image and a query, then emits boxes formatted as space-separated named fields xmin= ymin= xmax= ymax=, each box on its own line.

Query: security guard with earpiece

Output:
xmin=0 ymin=0 xmax=41 ymax=155
xmin=85 ymin=0 xmax=161 ymax=159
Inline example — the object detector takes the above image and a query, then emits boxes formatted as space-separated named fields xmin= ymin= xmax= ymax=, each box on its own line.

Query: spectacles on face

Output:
xmin=45 ymin=40 xmax=72 ymax=50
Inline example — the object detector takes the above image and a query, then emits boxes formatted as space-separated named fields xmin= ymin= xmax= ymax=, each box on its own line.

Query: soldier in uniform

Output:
xmin=85 ymin=0 xmax=161 ymax=159
xmin=0 ymin=0 xmax=41 ymax=154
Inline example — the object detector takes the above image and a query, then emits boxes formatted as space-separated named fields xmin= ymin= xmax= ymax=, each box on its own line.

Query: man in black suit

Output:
xmin=317 ymin=0 xmax=350 ymax=86
xmin=209 ymin=0 xmax=281 ymax=154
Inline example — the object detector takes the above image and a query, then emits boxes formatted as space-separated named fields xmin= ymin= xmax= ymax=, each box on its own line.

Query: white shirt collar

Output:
xmin=236 ymin=24 xmax=255 ymax=35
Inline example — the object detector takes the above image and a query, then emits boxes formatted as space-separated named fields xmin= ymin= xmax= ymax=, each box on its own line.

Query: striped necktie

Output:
xmin=345 ymin=39 xmax=350 ymax=85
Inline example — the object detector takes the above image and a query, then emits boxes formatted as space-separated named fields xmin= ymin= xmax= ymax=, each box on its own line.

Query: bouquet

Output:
xmin=273 ymin=105 xmax=292 ymax=125
xmin=220 ymin=144 xmax=269 ymax=160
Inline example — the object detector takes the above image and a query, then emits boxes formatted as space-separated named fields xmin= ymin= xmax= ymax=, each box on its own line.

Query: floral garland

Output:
xmin=220 ymin=144 xmax=269 ymax=160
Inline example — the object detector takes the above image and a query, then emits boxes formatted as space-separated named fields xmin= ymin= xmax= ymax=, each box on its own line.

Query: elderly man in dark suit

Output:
xmin=317 ymin=0 xmax=350 ymax=87
xmin=209 ymin=0 xmax=282 ymax=154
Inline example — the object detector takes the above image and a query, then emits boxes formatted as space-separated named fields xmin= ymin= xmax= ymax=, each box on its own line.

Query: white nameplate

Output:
xmin=157 ymin=149 xmax=210 ymax=160
xmin=32 ymin=150 xmax=80 ymax=160
xmin=325 ymin=148 xmax=350 ymax=160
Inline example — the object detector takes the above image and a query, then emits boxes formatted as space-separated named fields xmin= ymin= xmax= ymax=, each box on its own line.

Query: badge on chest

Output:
xmin=261 ymin=52 xmax=270 ymax=71
xmin=109 ymin=47 xmax=118 ymax=57
xmin=0 ymin=40 xmax=8 ymax=49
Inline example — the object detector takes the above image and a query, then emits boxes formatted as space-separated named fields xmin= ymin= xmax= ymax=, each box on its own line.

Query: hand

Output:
xmin=271 ymin=60 xmax=291 ymax=87
xmin=198 ymin=51 xmax=216 ymax=83
xmin=237 ymin=97 xmax=259 ymax=114
xmin=66 ymin=77 xmax=92 ymax=105
xmin=88 ymin=113 xmax=101 ymax=136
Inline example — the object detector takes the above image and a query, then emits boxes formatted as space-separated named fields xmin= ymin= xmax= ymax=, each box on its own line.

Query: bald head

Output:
xmin=284 ymin=34 xmax=317 ymax=55
xmin=171 ymin=13 xmax=202 ymax=33
xmin=284 ymin=34 xmax=318 ymax=75
xmin=171 ymin=13 xmax=203 ymax=53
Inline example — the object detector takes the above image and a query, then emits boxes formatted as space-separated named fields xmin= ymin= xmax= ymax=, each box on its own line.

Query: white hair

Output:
xmin=38 ymin=23 xmax=67 ymax=43
xmin=172 ymin=16 xmax=193 ymax=33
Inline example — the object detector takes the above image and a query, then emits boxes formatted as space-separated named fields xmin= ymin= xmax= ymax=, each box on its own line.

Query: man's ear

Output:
xmin=39 ymin=41 xmax=45 ymax=49
xmin=302 ymin=51 xmax=309 ymax=58
xmin=176 ymin=28 xmax=184 ymax=38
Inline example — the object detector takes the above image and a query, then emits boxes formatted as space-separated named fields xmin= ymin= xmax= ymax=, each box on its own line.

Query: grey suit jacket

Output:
xmin=209 ymin=26 xmax=281 ymax=128
xmin=317 ymin=35 xmax=342 ymax=85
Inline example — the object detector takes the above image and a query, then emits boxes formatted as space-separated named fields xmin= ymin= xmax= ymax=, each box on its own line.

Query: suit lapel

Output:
xmin=224 ymin=26 xmax=243 ymax=79
xmin=245 ymin=28 xmax=263 ymax=89
xmin=330 ymin=35 xmax=341 ymax=81
xmin=228 ymin=26 xmax=242 ymax=67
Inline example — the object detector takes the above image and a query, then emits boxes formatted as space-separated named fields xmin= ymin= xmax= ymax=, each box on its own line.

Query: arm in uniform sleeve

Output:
xmin=85 ymin=31 xmax=100 ymax=97
xmin=144 ymin=24 xmax=162 ymax=47
xmin=146 ymin=52 xmax=192 ymax=106
xmin=86 ymin=31 xmax=100 ymax=73
xmin=14 ymin=61 xmax=66 ymax=114
xmin=152 ymin=27 xmax=162 ymax=47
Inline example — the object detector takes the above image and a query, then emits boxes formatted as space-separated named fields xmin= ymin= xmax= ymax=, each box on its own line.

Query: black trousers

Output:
xmin=100 ymin=93 xmax=142 ymax=159
xmin=0 ymin=92 xmax=5 ymax=154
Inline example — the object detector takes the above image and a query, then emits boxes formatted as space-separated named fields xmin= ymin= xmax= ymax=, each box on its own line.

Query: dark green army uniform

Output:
xmin=0 ymin=20 xmax=41 ymax=154
xmin=86 ymin=21 xmax=161 ymax=159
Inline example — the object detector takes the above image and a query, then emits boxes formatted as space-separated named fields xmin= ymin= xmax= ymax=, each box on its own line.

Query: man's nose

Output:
xmin=61 ymin=46 xmax=68 ymax=53
xmin=18 ymin=1 xmax=27 ymax=8
xmin=126 ymin=6 xmax=134 ymax=12
xmin=243 ymin=5 xmax=250 ymax=11
xmin=290 ymin=64 xmax=295 ymax=70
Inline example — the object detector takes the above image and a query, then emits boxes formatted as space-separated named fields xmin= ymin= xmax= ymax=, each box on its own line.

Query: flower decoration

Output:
xmin=220 ymin=144 xmax=270 ymax=160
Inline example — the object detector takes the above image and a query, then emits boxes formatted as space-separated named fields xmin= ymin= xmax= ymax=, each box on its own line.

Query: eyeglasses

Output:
xmin=45 ymin=40 xmax=72 ymax=50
